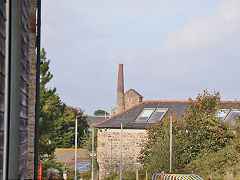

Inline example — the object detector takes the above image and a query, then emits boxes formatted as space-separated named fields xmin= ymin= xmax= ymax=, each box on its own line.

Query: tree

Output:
xmin=183 ymin=113 xmax=240 ymax=178
xmin=94 ymin=109 xmax=109 ymax=116
xmin=84 ymin=128 xmax=99 ymax=171
xmin=139 ymin=90 xmax=236 ymax=174
xmin=39 ymin=48 xmax=66 ymax=157
xmin=55 ymin=106 xmax=88 ymax=148
xmin=39 ymin=48 xmax=88 ymax=157
xmin=176 ymin=91 xmax=235 ymax=167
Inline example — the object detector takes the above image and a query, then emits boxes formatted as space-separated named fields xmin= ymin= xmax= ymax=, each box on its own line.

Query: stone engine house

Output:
xmin=115 ymin=64 xmax=143 ymax=115
xmin=94 ymin=64 xmax=240 ymax=180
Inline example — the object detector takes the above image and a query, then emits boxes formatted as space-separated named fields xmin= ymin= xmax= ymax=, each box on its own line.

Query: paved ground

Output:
xmin=76 ymin=162 xmax=90 ymax=173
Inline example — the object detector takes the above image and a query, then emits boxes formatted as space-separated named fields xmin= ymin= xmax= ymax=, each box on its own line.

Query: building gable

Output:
xmin=124 ymin=89 xmax=143 ymax=110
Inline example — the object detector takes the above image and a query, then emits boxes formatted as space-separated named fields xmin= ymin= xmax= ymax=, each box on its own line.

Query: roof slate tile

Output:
xmin=94 ymin=100 xmax=240 ymax=129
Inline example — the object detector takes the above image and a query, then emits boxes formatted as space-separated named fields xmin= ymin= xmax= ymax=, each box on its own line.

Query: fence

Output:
xmin=152 ymin=173 xmax=204 ymax=180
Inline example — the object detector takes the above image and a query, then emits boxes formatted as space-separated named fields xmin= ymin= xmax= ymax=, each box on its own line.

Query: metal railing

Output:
xmin=152 ymin=173 xmax=204 ymax=180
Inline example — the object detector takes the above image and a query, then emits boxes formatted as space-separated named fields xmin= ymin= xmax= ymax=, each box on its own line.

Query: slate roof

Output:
xmin=93 ymin=100 xmax=240 ymax=129
xmin=125 ymin=89 xmax=143 ymax=98
xmin=86 ymin=115 xmax=110 ymax=125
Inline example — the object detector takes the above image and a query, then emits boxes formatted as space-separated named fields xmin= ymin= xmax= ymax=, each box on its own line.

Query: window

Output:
xmin=149 ymin=108 xmax=168 ymax=121
xmin=226 ymin=110 xmax=240 ymax=122
xmin=135 ymin=108 xmax=168 ymax=122
xmin=128 ymin=98 xmax=132 ymax=103
xmin=216 ymin=109 xmax=230 ymax=120
xmin=216 ymin=109 xmax=240 ymax=123
xmin=136 ymin=108 xmax=155 ymax=121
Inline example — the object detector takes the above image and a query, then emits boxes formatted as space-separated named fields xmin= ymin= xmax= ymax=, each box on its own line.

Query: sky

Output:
xmin=42 ymin=0 xmax=240 ymax=115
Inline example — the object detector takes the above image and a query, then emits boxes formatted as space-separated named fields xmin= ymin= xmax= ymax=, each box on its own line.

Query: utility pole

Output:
xmin=74 ymin=116 xmax=78 ymax=180
xmin=91 ymin=126 xmax=94 ymax=180
xmin=170 ymin=115 xmax=172 ymax=174
xmin=120 ymin=123 xmax=123 ymax=180
xmin=34 ymin=0 xmax=41 ymax=179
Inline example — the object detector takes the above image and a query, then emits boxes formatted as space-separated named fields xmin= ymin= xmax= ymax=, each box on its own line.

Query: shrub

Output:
xmin=184 ymin=138 xmax=240 ymax=179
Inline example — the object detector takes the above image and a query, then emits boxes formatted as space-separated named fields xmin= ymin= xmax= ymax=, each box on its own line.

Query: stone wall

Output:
xmin=0 ymin=1 xmax=6 ymax=179
xmin=124 ymin=90 xmax=142 ymax=110
xmin=97 ymin=128 xmax=148 ymax=180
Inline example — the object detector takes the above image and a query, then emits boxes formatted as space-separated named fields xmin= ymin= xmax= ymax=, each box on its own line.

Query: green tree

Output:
xmin=176 ymin=91 xmax=235 ymax=168
xmin=183 ymin=139 xmax=240 ymax=178
xmin=39 ymin=48 xmax=88 ymax=157
xmin=183 ymin=112 xmax=240 ymax=178
xmin=39 ymin=48 xmax=66 ymax=157
xmin=94 ymin=109 xmax=109 ymax=116
xmin=139 ymin=91 xmax=236 ymax=174
xmin=55 ymin=106 xmax=89 ymax=148
xmin=84 ymin=128 xmax=98 ymax=171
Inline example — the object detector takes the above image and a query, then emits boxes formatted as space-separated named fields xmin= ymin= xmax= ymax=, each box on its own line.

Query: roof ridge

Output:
xmin=125 ymin=89 xmax=143 ymax=97
xmin=144 ymin=100 xmax=191 ymax=103
xmin=220 ymin=101 xmax=240 ymax=103
xmin=93 ymin=100 xmax=240 ymax=127
xmin=93 ymin=101 xmax=145 ymax=127
xmin=143 ymin=100 xmax=240 ymax=103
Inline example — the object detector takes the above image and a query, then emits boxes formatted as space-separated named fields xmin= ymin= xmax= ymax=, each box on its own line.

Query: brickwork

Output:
xmin=124 ymin=89 xmax=143 ymax=110
xmin=27 ymin=0 xmax=37 ymax=178
xmin=0 ymin=1 xmax=6 ymax=178
xmin=97 ymin=129 xmax=148 ymax=179
xmin=116 ymin=64 xmax=125 ymax=114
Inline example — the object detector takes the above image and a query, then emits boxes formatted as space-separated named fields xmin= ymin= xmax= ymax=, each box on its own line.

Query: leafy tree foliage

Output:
xmin=39 ymin=48 xmax=88 ymax=158
xmin=55 ymin=106 xmax=88 ymax=148
xmin=94 ymin=109 xmax=109 ymax=116
xmin=184 ymin=139 xmax=240 ymax=178
xmin=139 ymin=91 xmax=237 ymax=175
xmin=184 ymin=116 xmax=240 ymax=178
xmin=39 ymin=48 xmax=65 ymax=157
xmin=84 ymin=128 xmax=98 ymax=171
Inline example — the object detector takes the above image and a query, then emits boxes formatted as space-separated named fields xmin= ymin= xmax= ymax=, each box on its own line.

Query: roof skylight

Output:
xmin=226 ymin=110 xmax=240 ymax=122
xmin=136 ymin=108 xmax=155 ymax=121
xmin=149 ymin=108 xmax=168 ymax=121
xmin=136 ymin=108 xmax=168 ymax=122
xmin=216 ymin=109 xmax=230 ymax=120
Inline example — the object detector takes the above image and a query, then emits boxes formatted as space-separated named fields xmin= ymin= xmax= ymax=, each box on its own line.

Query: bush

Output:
xmin=40 ymin=157 xmax=84 ymax=179
xmin=184 ymin=138 xmax=240 ymax=179
xmin=66 ymin=168 xmax=81 ymax=180
xmin=104 ymin=169 xmax=146 ymax=180
xmin=40 ymin=158 xmax=67 ymax=179
xmin=79 ymin=170 xmax=91 ymax=180
xmin=139 ymin=91 xmax=237 ymax=174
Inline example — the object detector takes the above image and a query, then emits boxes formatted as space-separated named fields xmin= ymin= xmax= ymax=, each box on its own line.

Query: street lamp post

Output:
xmin=120 ymin=123 xmax=123 ymax=180
xmin=170 ymin=115 xmax=172 ymax=174
xmin=91 ymin=126 xmax=94 ymax=180
xmin=74 ymin=116 xmax=79 ymax=180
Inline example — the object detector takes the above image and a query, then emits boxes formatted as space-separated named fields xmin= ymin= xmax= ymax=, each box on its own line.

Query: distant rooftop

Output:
xmin=86 ymin=115 xmax=111 ymax=125
xmin=93 ymin=100 xmax=240 ymax=129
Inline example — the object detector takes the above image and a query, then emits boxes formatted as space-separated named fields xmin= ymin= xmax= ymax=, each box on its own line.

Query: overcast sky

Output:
xmin=42 ymin=0 xmax=240 ymax=115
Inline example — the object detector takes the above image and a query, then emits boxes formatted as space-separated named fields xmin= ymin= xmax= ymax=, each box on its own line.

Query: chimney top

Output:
xmin=117 ymin=64 xmax=124 ymax=92
xmin=116 ymin=64 xmax=125 ymax=114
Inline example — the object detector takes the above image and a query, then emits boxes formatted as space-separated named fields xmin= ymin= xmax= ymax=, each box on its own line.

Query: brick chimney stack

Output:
xmin=116 ymin=64 xmax=125 ymax=114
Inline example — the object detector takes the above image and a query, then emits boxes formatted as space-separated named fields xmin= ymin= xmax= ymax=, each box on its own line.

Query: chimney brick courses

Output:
xmin=116 ymin=64 xmax=125 ymax=114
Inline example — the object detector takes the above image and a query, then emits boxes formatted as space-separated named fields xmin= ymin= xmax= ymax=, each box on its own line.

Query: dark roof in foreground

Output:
xmin=93 ymin=100 xmax=240 ymax=129
xmin=86 ymin=115 xmax=110 ymax=125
